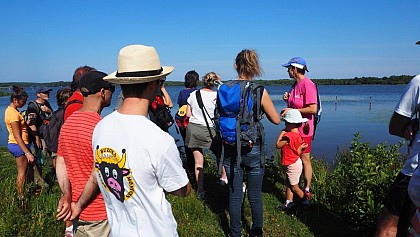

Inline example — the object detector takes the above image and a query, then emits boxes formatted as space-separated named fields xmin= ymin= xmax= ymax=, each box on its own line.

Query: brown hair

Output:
xmin=71 ymin=65 xmax=97 ymax=92
xmin=202 ymin=72 xmax=219 ymax=89
xmin=235 ymin=49 xmax=262 ymax=79
xmin=56 ymin=87 xmax=71 ymax=107
xmin=10 ymin=85 xmax=28 ymax=102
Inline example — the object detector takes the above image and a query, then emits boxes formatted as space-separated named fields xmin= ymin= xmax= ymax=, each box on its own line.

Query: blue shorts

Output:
xmin=7 ymin=143 xmax=31 ymax=158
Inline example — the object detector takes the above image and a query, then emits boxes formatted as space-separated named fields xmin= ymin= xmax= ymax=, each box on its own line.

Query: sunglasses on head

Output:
xmin=105 ymin=85 xmax=116 ymax=93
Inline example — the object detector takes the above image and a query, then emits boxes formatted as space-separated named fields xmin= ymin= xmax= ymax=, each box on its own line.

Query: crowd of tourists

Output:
xmin=4 ymin=42 xmax=420 ymax=237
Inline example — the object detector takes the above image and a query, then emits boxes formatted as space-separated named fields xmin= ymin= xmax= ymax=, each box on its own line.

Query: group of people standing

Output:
xmin=4 ymin=44 xmax=319 ymax=237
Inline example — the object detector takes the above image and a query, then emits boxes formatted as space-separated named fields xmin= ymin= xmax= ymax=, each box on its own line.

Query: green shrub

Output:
xmin=321 ymin=133 xmax=405 ymax=229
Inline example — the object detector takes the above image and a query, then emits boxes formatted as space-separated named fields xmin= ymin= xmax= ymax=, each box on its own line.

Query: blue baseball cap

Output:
xmin=36 ymin=87 xmax=53 ymax=94
xmin=282 ymin=57 xmax=309 ymax=72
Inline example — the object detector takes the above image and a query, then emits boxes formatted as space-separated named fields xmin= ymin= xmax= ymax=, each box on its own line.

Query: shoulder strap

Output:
xmin=196 ymin=90 xmax=214 ymax=140
xmin=28 ymin=101 xmax=41 ymax=114
xmin=254 ymin=84 xmax=264 ymax=121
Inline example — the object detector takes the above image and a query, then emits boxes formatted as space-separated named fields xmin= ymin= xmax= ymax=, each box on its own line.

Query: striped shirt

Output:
xmin=58 ymin=111 xmax=107 ymax=221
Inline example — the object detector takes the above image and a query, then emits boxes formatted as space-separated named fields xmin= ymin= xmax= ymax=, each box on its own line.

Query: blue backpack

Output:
xmin=214 ymin=80 xmax=265 ymax=168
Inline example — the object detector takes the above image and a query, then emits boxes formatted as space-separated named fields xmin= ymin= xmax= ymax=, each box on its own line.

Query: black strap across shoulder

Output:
xmin=196 ymin=90 xmax=214 ymax=140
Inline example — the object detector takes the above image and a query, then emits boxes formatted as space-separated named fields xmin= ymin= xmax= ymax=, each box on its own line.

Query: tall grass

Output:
xmin=2 ymin=135 xmax=395 ymax=237
xmin=0 ymin=147 xmax=62 ymax=236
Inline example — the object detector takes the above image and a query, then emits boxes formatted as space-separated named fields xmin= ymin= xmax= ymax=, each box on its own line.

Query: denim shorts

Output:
xmin=8 ymin=143 xmax=31 ymax=158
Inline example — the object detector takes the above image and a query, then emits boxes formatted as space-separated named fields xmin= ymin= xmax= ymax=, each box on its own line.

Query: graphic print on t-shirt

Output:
xmin=95 ymin=146 xmax=134 ymax=203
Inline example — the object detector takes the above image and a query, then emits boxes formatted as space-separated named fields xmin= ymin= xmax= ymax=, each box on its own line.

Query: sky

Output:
xmin=0 ymin=1 xmax=419 ymax=83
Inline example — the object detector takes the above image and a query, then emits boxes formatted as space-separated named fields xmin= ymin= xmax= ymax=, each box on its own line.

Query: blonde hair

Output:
xmin=235 ymin=49 xmax=262 ymax=79
xmin=202 ymin=72 xmax=220 ymax=89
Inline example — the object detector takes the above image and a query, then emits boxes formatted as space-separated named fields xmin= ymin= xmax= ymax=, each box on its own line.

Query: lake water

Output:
xmin=0 ymin=84 xmax=407 ymax=165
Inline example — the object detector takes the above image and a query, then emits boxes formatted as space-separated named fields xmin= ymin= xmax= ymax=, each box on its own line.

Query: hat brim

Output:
xmin=37 ymin=89 xmax=53 ymax=93
xmin=281 ymin=117 xmax=308 ymax=123
xmin=103 ymin=66 xmax=174 ymax=84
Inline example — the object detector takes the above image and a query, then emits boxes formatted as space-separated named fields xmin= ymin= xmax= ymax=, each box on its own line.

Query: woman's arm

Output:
xmin=10 ymin=121 xmax=34 ymax=162
xmin=297 ymin=103 xmax=317 ymax=115
xmin=161 ymin=86 xmax=173 ymax=108
xmin=261 ymin=89 xmax=280 ymax=125
xmin=186 ymin=105 xmax=192 ymax=118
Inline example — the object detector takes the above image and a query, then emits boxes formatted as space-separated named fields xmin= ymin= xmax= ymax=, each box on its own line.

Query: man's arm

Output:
xmin=70 ymin=165 xmax=100 ymax=220
xmin=169 ymin=183 xmax=191 ymax=197
xmin=389 ymin=112 xmax=411 ymax=139
xmin=56 ymin=155 xmax=72 ymax=221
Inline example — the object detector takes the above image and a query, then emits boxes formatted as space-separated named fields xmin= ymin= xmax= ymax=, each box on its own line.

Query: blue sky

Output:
xmin=0 ymin=1 xmax=419 ymax=82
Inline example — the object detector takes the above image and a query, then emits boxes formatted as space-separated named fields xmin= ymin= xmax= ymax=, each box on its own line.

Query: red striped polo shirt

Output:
xmin=58 ymin=111 xmax=107 ymax=221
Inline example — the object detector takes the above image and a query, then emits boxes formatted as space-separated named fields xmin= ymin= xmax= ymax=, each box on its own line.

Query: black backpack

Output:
xmin=149 ymin=92 xmax=174 ymax=132
xmin=42 ymin=99 xmax=82 ymax=153
xmin=26 ymin=101 xmax=51 ymax=138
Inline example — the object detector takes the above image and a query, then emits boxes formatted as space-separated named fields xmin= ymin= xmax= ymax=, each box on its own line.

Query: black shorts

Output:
xmin=384 ymin=172 xmax=415 ymax=216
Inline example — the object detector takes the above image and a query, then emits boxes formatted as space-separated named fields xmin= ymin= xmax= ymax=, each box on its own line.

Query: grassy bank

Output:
xmin=0 ymin=134 xmax=402 ymax=236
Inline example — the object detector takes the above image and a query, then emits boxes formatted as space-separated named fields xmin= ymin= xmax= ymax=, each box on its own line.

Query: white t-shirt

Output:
xmin=187 ymin=89 xmax=217 ymax=127
xmin=92 ymin=111 xmax=189 ymax=237
xmin=394 ymin=74 xmax=420 ymax=176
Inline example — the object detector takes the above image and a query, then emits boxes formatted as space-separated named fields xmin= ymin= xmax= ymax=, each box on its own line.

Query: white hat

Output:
xmin=104 ymin=45 xmax=174 ymax=84
xmin=281 ymin=109 xmax=308 ymax=123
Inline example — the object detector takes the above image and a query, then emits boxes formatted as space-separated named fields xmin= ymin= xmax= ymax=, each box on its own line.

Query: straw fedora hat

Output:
xmin=104 ymin=45 xmax=174 ymax=84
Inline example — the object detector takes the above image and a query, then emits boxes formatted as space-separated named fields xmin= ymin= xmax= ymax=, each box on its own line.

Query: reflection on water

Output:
xmin=0 ymin=84 xmax=407 ymax=164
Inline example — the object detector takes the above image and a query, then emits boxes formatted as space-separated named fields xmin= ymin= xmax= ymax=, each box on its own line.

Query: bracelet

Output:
xmin=24 ymin=152 xmax=31 ymax=156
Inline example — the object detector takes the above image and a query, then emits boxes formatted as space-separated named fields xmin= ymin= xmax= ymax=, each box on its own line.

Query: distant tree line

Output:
xmin=0 ymin=75 xmax=414 ymax=89
xmin=258 ymin=75 xmax=414 ymax=86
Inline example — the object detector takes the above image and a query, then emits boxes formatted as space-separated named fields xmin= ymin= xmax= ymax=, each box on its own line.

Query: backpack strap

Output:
xmin=235 ymin=81 xmax=252 ymax=168
xmin=196 ymin=90 xmax=214 ymax=140
xmin=28 ymin=101 xmax=41 ymax=116
xmin=254 ymin=85 xmax=265 ymax=166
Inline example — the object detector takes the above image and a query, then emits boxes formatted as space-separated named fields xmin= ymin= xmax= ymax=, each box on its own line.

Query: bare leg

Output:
xmin=15 ymin=155 xmax=28 ymax=197
xmin=192 ymin=148 xmax=204 ymax=193
xmin=220 ymin=166 xmax=227 ymax=180
xmin=300 ymin=152 xmax=312 ymax=189
xmin=290 ymin=184 xmax=305 ymax=200
xmin=286 ymin=185 xmax=293 ymax=202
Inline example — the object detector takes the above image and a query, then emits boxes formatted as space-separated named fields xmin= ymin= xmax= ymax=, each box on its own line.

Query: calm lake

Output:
xmin=0 ymin=84 xmax=407 ymax=165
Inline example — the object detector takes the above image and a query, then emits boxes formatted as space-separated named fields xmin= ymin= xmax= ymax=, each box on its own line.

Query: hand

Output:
xmin=40 ymin=104 xmax=52 ymax=114
xmin=404 ymin=125 xmax=415 ymax=141
xmin=26 ymin=153 xmax=35 ymax=163
xmin=281 ymin=108 xmax=291 ymax=117
xmin=26 ymin=113 xmax=36 ymax=126
xmin=300 ymin=143 xmax=309 ymax=150
xmin=56 ymin=193 xmax=72 ymax=221
xmin=283 ymin=92 xmax=290 ymax=101
xmin=35 ymin=136 xmax=42 ymax=148
xmin=70 ymin=202 xmax=82 ymax=220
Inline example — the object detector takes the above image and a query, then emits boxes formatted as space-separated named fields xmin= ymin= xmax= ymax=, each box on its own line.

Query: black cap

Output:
xmin=36 ymin=87 xmax=53 ymax=94
xmin=79 ymin=71 xmax=115 ymax=96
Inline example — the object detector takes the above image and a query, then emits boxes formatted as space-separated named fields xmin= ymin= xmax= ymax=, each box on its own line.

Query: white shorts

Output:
xmin=285 ymin=158 xmax=303 ymax=186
